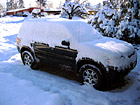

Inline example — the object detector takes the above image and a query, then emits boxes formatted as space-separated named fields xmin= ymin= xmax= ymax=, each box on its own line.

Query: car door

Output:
xmin=33 ymin=42 xmax=78 ymax=71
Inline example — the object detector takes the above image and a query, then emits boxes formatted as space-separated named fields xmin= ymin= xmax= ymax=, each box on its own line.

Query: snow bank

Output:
xmin=0 ymin=16 xmax=24 ymax=61
xmin=0 ymin=16 xmax=24 ymax=23
xmin=0 ymin=72 xmax=64 ymax=105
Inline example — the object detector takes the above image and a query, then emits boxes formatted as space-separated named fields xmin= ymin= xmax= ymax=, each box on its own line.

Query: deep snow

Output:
xmin=0 ymin=16 xmax=140 ymax=105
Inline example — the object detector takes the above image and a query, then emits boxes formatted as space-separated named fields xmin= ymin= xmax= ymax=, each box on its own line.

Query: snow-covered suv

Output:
xmin=17 ymin=18 xmax=137 ymax=89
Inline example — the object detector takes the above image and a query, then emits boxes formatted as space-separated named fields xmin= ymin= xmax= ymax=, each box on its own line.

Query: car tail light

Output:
xmin=17 ymin=37 xmax=21 ymax=45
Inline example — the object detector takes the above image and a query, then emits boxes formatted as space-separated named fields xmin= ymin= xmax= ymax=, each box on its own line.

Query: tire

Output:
xmin=21 ymin=51 xmax=38 ymax=70
xmin=79 ymin=64 xmax=105 ymax=90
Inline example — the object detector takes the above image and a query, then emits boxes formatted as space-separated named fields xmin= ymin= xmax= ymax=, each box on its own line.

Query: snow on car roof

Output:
xmin=19 ymin=18 xmax=102 ymax=47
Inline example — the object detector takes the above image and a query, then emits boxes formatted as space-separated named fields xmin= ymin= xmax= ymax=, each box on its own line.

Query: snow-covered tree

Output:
xmin=89 ymin=1 xmax=118 ymax=37
xmin=6 ymin=0 xmax=14 ymax=10
xmin=89 ymin=0 xmax=140 ymax=43
xmin=61 ymin=0 xmax=88 ymax=19
xmin=0 ymin=3 xmax=3 ymax=12
xmin=36 ymin=0 xmax=47 ymax=8
xmin=95 ymin=3 xmax=102 ymax=10
xmin=116 ymin=0 xmax=140 ymax=43
xmin=6 ymin=0 xmax=24 ymax=11
xmin=17 ymin=0 xmax=24 ymax=8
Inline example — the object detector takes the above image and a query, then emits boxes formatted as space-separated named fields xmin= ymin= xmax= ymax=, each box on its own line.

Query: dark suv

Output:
xmin=17 ymin=19 xmax=137 ymax=89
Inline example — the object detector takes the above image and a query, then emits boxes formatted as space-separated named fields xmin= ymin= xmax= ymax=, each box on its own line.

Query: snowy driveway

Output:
xmin=0 ymin=16 xmax=140 ymax=105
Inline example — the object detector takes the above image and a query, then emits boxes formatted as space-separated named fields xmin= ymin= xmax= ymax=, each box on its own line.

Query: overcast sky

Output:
xmin=0 ymin=0 xmax=104 ymax=8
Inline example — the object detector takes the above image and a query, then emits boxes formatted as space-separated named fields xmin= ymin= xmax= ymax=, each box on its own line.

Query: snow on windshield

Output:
xmin=49 ymin=20 xmax=103 ymax=43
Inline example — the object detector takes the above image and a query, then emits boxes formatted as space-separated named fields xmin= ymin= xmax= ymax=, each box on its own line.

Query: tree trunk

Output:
xmin=68 ymin=14 xmax=72 ymax=19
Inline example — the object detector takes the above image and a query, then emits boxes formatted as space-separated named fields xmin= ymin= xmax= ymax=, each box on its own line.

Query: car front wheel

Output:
xmin=80 ymin=64 xmax=105 ymax=90
xmin=21 ymin=51 xmax=38 ymax=69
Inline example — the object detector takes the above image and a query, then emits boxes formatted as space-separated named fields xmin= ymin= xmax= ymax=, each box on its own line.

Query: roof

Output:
xmin=7 ymin=7 xmax=40 ymax=13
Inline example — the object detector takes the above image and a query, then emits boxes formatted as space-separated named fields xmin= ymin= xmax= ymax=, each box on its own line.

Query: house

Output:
xmin=6 ymin=7 xmax=61 ymax=16
xmin=6 ymin=7 xmax=42 ymax=16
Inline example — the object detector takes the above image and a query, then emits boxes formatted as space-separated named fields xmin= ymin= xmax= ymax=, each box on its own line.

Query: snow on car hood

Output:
xmin=76 ymin=37 xmax=136 ymax=69
xmin=93 ymin=37 xmax=134 ymax=58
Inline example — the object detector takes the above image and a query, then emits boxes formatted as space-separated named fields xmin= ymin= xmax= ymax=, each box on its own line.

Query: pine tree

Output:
xmin=89 ymin=0 xmax=140 ymax=43
xmin=116 ymin=0 xmax=140 ymax=43
xmin=89 ymin=0 xmax=118 ymax=37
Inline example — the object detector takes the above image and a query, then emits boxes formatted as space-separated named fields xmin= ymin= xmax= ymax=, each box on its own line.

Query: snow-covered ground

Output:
xmin=0 ymin=16 xmax=140 ymax=105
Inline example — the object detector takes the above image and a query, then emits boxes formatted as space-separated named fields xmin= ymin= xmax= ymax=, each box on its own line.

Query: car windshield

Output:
xmin=52 ymin=21 xmax=103 ymax=43
xmin=71 ymin=22 xmax=103 ymax=43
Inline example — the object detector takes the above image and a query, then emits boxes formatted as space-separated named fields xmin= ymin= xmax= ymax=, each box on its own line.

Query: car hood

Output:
xmin=76 ymin=37 xmax=136 ymax=68
xmin=82 ymin=37 xmax=134 ymax=58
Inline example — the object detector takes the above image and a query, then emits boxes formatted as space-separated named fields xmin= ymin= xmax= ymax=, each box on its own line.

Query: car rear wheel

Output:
xmin=21 ymin=51 xmax=38 ymax=69
xmin=80 ymin=64 xmax=105 ymax=90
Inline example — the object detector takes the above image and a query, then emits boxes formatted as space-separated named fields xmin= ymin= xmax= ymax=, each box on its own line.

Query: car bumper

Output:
xmin=17 ymin=46 xmax=21 ymax=53
xmin=107 ymin=62 xmax=136 ymax=81
xmin=106 ymin=51 xmax=137 ymax=82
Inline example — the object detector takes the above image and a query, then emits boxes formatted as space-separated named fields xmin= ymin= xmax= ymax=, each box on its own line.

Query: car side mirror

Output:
xmin=61 ymin=40 xmax=70 ymax=49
